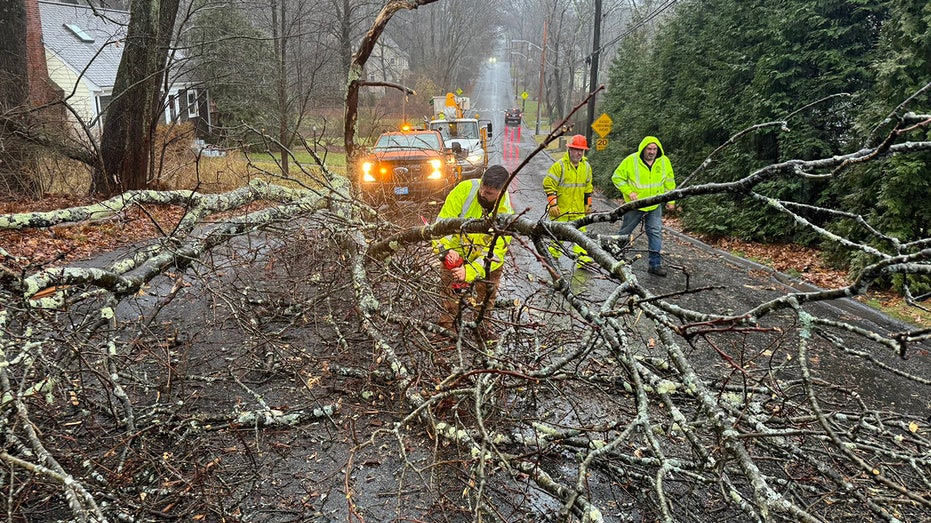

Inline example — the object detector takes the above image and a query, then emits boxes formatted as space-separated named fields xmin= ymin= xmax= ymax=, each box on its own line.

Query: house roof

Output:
xmin=39 ymin=1 xmax=129 ymax=92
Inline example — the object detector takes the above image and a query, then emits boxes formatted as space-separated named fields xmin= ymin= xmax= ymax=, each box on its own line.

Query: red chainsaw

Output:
xmin=440 ymin=250 xmax=470 ymax=294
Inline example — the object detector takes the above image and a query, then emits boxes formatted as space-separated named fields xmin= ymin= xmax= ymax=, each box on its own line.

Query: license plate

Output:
xmin=394 ymin=187 xmax=409 ymax=195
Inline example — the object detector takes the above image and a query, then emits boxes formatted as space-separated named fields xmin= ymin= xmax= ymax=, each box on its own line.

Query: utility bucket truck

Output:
xmin=428 ymin=92 xmax=493 ymax=179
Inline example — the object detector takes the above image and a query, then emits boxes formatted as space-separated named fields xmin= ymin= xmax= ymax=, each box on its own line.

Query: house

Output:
xmin=36 ymin=0 xmax=215 ymax=141
xmin=365 ymin=36 xmax=410 ymax=97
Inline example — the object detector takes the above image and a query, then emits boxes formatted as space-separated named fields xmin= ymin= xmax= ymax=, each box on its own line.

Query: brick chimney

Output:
xmin=25 ymin=0 xmax=59 ymax=106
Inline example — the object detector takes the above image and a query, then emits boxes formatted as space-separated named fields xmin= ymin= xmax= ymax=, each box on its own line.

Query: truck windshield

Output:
xmin=376 ymin=133 xmax=441 ymax=150
xmin=431 ymin=121 xmax=479 ymax=140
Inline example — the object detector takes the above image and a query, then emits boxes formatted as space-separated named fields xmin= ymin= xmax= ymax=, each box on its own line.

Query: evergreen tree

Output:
xmin=592 ymin=0 xmax=886 ymax=242
xmin=186 ymin=6 xmax=276 ymax=142
xmin=830 ymin=0 xmax=931 ymax=293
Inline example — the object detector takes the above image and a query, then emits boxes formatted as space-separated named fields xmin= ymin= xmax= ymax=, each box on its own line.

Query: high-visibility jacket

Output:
xmin=543 ymin=153 xmax=593 ymax=221
xmin=434 ymin=179 xmax=513 ymax=282
xmin=611 ymin=136 xmax=676 ymax=212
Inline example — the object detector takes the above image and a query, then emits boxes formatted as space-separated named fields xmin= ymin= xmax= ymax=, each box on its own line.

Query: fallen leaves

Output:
xmin=1 ymin=194 xmax=270 ymax=270
xmin=1 ymin=196 xmax=187 ymax=268
xmin=705 ymin=236 xmax=849 ymax=288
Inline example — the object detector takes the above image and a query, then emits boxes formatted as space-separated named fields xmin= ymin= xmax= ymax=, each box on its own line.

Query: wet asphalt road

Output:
xmin=470 ymin=54 xmax=931 ymax=416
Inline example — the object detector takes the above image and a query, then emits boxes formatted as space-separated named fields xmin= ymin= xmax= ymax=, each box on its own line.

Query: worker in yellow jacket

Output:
xmin=434 ymin=165 xmax=513 ymax=333
xmin=611 ymin=136 xmax=676 ymax=276
xmin=543 ymin=134 xmax=594 ymax=269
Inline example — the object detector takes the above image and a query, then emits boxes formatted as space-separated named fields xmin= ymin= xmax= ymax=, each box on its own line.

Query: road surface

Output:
xmin=466 ymin=52 xmax=931 ymax=415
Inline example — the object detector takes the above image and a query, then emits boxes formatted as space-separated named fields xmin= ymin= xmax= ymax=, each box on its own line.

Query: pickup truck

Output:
xmin=357 ymin=129 xmax=460 ymax=202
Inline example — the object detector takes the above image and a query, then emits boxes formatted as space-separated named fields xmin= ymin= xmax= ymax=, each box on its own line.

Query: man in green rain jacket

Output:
xmin=611 ymin=136 xmax=676 ymax=276
xmin=434 ymin=165 xmax=513 ymax=332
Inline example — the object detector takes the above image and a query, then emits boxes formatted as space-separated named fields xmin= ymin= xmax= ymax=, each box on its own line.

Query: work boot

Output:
xmin=647 ymin=265 xmax=668 ymax=277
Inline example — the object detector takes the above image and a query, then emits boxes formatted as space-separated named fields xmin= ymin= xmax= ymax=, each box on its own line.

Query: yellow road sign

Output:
xmin=595 ymin=138 xmax=608 ymax=151
xmin=591 ymin=113 xmax=613 ymax=138
xmin=521 ymin=91 xmax=529 ymax=100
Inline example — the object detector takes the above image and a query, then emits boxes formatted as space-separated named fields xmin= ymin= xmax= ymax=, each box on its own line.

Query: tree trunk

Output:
xmin=0 ymin=0 xmax=41 ymax=198
xmin=272 ymin=0 xmax=289 ymax=177
xmin=0 ymin=0 xmax=28 ymax=107
xmin=93 ymin=0 xmax=181 ymax=196
xmin=339 ymin=0 xmax=352 ymax=82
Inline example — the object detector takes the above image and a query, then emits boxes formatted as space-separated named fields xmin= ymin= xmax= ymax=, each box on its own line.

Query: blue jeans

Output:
xmin=617 ymin=207 xmax=664 ymax=267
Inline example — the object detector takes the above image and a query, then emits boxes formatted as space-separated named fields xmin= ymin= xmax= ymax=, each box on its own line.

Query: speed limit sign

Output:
xmin=595 ymin=138 xmax=608 ymax=151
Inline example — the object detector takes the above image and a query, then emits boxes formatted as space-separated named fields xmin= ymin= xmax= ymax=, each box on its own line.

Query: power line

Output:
xmin=584 ymin=0 xmax=678 ymax=65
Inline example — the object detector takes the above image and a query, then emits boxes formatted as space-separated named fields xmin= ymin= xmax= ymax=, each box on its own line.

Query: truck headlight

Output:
xmin=428 ymin=159 xmax=443 ymax=179
xmin=361 ymin=161 xmax=376 ymax=182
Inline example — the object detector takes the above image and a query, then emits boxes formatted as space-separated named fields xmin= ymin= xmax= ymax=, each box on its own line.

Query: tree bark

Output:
xmin=0 ymin=0 xmax=28 ymax=108
xmin=0 ymin=0 xmax=42 ymax=198
xmin=272 ymin=0 xmax=289 ymax=177
xmin=93 ymin=0 xmax=182 ymax=196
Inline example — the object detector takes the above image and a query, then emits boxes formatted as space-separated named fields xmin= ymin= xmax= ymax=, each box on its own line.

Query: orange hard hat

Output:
xmin=568 ymin=134 xmax=589 ymax=150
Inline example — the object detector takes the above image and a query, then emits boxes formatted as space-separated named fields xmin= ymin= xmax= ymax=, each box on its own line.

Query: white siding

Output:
xmin=44 ymin=50 xmax=101 ymax=137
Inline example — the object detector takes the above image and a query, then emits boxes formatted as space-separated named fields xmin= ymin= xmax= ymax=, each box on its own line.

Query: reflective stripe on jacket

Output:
xmin=611 ymin=136 xmax=676 ymax=212
xmin=434 ymin=179 xmax=513 ymax=282
xmin=543 ymin=153 xmax=593 ymax=221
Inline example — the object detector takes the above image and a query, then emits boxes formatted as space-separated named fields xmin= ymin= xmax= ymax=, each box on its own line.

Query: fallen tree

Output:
xmin=1 ymin=100 xmax=930 ymax=521
xmin=2 ymin=3 xmax=931 ymax=519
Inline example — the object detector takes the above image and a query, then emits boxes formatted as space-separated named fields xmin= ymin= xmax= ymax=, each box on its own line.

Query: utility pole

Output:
xmin=585 ymin=0 xmax=602 ymax=147
xmin=510 ymin=39 xmax=516 ymax=100
xmin=535 ymin=20 xmax=548 ymax=136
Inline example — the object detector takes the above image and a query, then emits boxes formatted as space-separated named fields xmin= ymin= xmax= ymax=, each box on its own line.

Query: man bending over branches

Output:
xmin=433 ymin=165 xmax=513 ymax=338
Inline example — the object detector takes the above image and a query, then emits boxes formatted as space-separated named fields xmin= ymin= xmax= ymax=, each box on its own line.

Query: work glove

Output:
xmin=546 ymin=193 xmax=559 ymax=218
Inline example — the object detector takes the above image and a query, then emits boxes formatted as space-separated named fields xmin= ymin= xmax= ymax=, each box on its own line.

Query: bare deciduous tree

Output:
xmin=344 ymin=0 xmax=437 ymax=160
xmin=394 ymin=0 xmax=504 ymax=90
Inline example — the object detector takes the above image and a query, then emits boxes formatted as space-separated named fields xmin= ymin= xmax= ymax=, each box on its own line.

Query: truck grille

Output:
xmin=385 ymin=162 xmax=425 ymax=182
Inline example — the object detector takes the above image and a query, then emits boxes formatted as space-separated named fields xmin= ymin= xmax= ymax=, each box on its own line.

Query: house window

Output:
xmin=168 ymin=94 xmax=178 ymax=121
xmin=186 ymin=90 xmax=198 ymax=118
xmin=96 ymin=95 xmax=112 ymax=128
xmin=97 ymin=95 xmax=112 ymax=116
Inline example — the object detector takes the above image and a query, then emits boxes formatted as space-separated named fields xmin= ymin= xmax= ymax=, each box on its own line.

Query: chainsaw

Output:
xmin=440 ymin=250 xmax=471 ymax=294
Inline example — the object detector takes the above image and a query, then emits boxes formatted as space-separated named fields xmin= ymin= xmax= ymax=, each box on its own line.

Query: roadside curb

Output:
xmin=665 ymin=227 xmax=920 ymax=332
xmin=586 ymin=188 xmax=922 ymax=333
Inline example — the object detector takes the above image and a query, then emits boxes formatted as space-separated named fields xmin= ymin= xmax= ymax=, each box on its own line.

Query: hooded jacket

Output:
xmin=543 ymin=151 xmax=593 ymax=221
xmin=434 ymin=179 xmax=513 ymax=282
xmin=611 ymin=136 xmax=676 ymax=212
